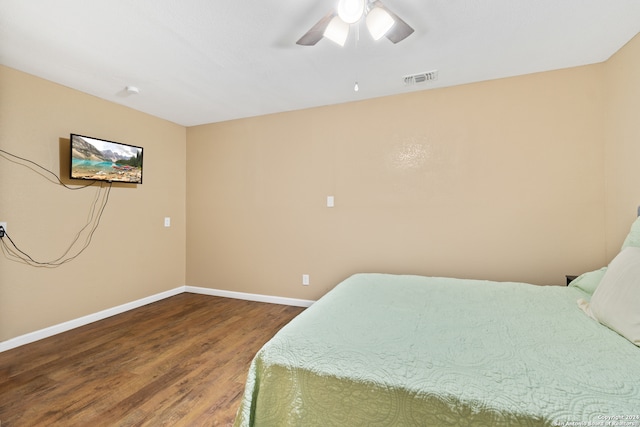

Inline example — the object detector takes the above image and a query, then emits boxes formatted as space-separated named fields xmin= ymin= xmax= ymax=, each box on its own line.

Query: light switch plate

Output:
xmin=327 ymin=196 xmax=334 ymax=208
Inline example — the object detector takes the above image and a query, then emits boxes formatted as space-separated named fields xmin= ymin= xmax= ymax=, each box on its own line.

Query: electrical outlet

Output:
xmin=327 ymin=196 xmax=334 ymax=207
xmin=302 ymin=274 xmax=310 ymax=286
xmin=0 ymin=222 xmax=6 ymax=238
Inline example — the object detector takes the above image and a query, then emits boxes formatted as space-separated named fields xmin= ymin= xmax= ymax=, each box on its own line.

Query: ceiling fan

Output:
xmin=297 ymin=0 xmax=415 ymax=47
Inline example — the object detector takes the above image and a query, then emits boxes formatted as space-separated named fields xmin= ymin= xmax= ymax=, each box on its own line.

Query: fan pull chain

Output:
xmin=354 ymin=23 xmax=360 ymax=92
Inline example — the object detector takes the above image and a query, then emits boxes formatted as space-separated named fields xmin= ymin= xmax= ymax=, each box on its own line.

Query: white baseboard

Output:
xmin=0 ymin=287 xmax=183 ymax=353
xmin=185 ymin=286 xmax=315 ymax=308
xmin=0 ymin=286 xmax=314 ymax=353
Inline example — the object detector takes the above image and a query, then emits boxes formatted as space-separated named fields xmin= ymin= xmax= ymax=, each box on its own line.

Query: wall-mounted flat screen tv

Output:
xmin=70 ymin=134 xmax=143 ymax=184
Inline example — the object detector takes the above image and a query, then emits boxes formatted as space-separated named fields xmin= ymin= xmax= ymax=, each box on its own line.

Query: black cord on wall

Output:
xmin=0 ymin=148 xmax=96 ymax=189
xmin=0 ymin=148 xmax=112 ymax=267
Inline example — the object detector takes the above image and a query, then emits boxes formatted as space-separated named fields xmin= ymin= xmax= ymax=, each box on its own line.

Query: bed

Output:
xmin=234 ymin=221 xmax=640 ymax=426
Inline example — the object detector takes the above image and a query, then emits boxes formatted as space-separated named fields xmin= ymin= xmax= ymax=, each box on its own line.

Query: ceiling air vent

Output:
xmin=403 ymin=70 xmax=438 ymax=86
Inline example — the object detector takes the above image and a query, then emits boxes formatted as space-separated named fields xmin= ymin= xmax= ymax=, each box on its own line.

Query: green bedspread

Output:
xmin=234 ymin=274 xmax=640 ymax=426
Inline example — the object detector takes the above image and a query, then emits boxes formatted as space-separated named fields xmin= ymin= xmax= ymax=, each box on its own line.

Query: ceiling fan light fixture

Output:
xmin=366 ymin=7 xmax=395 ymax=40
xmin=324 ymin=15 xmax=350 ymax=46
xmin=337 ymin=0 xmax=365 ymax=24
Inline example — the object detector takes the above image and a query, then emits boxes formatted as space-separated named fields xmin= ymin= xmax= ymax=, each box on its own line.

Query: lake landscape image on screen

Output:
xmin=71 ymin=134 xmax=143 ymax=183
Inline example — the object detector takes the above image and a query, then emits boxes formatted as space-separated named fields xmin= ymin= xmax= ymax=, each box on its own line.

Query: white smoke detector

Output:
xmin=125 ymin=85 xmax=140 ymax=94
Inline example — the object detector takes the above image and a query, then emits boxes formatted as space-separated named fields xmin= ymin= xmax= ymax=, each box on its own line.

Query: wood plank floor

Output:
xmin=0 ymin=293 xmax=305 ymax=426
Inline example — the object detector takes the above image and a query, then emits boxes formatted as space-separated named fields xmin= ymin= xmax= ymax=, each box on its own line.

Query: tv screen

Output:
xmin=70 ymin=134 xmax=143 ymax=184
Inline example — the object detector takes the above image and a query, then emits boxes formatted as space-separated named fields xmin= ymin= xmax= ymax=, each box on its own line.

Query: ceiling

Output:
xmin=1 ymin=0 xmax=640 ymax=127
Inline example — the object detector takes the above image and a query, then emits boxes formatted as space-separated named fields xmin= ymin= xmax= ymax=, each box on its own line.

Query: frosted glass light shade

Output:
xmin=324 ymin=16 xmax=350 ymax=46
xmin=337 ymin=0 xmax=365 ymax=24
xmin=366 ymin=7 xmax=395 ymax=40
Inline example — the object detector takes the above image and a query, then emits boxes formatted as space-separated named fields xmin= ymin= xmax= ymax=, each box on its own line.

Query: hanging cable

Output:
xmin=0 ymin=148 xmax=96 ymax=189
xmin=1 ymin=147 xmax=112 ymax=267
xmin=0 ymin=182 xmax=112 ymax=267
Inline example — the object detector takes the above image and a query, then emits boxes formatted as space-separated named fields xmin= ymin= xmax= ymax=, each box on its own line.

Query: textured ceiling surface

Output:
xmin=1 ymin=0 xmax=640 ymax=126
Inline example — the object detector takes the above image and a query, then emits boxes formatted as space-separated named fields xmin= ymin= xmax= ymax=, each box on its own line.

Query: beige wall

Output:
xmin=3 ymin=32 xmax=639 ymax=344
xmin=0 ymin=66 xmax=187 ymax=342
xmin=604 ymin=34 xmax=640 ymax=259
xmin=187 ymin=64 xmax=607 ymax=300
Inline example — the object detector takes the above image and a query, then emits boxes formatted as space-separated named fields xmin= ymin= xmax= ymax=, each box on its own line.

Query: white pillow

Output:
xmin=579 ymin=246 xmax=640 ymax=346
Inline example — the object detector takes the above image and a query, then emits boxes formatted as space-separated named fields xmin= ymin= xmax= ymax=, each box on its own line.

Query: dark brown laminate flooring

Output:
xmin=0 ymin=293 xmax=305 ymax=426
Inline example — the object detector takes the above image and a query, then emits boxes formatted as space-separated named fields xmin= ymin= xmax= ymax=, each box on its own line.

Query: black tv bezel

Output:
xmin=70 ymin=134 xmax=144 ymax=184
